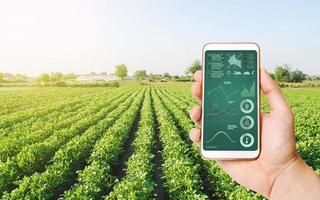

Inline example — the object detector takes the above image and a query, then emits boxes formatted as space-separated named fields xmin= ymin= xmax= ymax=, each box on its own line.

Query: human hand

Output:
xmin=189 ymin=69 xmax=317 ymax=198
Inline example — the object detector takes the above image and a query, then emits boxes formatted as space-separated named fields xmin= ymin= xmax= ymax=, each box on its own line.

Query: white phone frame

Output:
xmin=201 ymin=42 xmax=261 ymax=160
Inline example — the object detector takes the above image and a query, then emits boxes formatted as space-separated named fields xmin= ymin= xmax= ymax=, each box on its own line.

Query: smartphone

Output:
xmin=201 ymin=42 xmax=260 ymax=160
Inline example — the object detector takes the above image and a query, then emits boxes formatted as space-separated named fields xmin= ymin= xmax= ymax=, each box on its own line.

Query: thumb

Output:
xmin=260 ymin=68 xmax=291 ymax=115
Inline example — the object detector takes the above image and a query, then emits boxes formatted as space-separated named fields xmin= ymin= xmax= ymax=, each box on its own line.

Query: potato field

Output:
xmin=0 ymin=84 xmax=319 ymax=200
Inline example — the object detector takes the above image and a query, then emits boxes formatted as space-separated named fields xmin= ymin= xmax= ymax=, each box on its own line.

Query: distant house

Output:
xmin=76 ymin=73 xmax=119 ymax=81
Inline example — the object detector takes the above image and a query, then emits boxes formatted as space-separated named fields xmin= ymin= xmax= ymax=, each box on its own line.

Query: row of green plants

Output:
xmin=151 ymin=87 xmax=208 ymax=199
xmin=106 ymin=88 xmax=155 ymax=199
xmin=0 ymin=87 xmax=127 ymax=139
xmin=0 ymin=88 xmax=130 ymax=162
xmin=282 ymin=90 xmax=320 ymax=173
xmin=0 ymin=84 xmax=318 ymax=199
xmin=0 ymin=103 xmax=89 ymax=161
xmin=0 ymin=87 xmax=108 ymax=116
xmin=2 ymin=88 xmax=142 ymax=199
xmin=1 ymin=87 xmax=132 ymax=139
xmin=159 ymin=87 xmax=262 ymax=200
xmin=63 ymin=88 xmax=145 ymax=199
xmin=0 ymin=100 xmax=86 ymax=139
xmin=0 ymin=88 xmax=107 ymax=130
xmin=0 ymin=88 xmax=137 ymax=195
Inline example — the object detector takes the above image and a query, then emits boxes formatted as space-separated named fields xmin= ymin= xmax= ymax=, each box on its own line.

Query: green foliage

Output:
xmin=37 ymin=72 xmax=75 ymax=84
xmin=152 ymin=87 xmax=208 ymax=199
xmin=274 ymin=65 xmax=291 ymax=82
xmin=148 ymin=73 xmax=162 ymax=81
xmin=185 ymin=59 xmax=201 ymax=75
xmin=2 ymin=89 xmax=141 ymax=199
xmin=52 ymin=80 xmax=67 ymax=87
xmin=115 ymin=64 xmax=128 ymax=80
xmin=162 ymin=72 xmax=170 ymax=78
xmin=0 ymin=73 xmax=28 ymax=83
xmin=37 ymin=73 xmax=50 ymax=82
xmin=106 ymin=88 xmax=155 ymax=200
xmin=50 ymin=72 xmax=63 ymax=82
xmin=63 ymin=73 xmax=77 ymax=80
xmin=63 ymin=89 xmax=144 ymax=199
xmin=274 ymin=65 xmax=307 ymax=83
xmin=175 ymin=75 xmax=192 ymax=82
xmin=133 ymin=70 xmax=147 ymax=80
xmin=160 ymin=87 xmax=264 ymax=199
xmin=0 ymin=89 xmax=132 ymax=195
xmin=0 ymin=84 xmax=319 ymax=200
xmin=290 ymin=69 xmax=307 ymax=83
xmin=109 ymin=81 xmax=120 ymax=87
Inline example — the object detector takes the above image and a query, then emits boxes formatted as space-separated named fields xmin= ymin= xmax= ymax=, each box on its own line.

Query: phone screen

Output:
xmin=203 ymin=50 xmax=258 ymax=151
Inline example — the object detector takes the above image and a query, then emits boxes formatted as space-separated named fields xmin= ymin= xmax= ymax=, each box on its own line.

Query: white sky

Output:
xmin=0 ymin=0 xmax=319 ymax=76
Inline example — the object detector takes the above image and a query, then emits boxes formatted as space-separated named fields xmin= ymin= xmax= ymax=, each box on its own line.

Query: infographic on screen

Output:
xmin=203 ymin=50 xmax=258 ymax=150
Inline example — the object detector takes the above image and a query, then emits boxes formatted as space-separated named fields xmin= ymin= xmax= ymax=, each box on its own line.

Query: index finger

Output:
xmin=194 ymin=70 xmax=202 ymax=83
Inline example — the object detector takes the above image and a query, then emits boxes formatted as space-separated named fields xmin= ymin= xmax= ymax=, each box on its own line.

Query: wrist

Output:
xmin=269 ymin=156 xmax=320 ymax=200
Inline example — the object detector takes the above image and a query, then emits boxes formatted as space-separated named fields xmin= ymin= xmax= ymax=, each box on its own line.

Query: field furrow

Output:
xmin=0 ymin=88 xmax=134 ymax=162
xmin=151 ymin=86 xmax=208 ymax=199
xmin=0 ymin=88 xmax=137 ymax=195
xmin=62 ymin=88 xmax=145 ymax=199
xmin=105 ymin=87 xmax=156 ymax=200
xmin=1 ymin=88 xmax=142 ymax=199
xmin=160 ymin=87 xmax=263 ymax=200
xmin=0 ymin=84 xmax=318 ymax=200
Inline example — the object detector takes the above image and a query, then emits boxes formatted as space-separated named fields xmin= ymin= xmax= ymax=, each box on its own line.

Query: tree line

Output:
xmin=0 ymin=61 xmax=318 ymax=83
xmin=108 ymin=62 xmax=319 ymax=83
xmin=270 ymin=64 xmax=308 ymax=83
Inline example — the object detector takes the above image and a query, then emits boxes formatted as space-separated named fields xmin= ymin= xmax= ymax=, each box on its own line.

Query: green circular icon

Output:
xmin=240 ymin=115 xmax=254 ymax=130
xmin=240 ymin=133 xmax=254 ymax=148
xmin=240 ymin=99 xmax=254 ymax=113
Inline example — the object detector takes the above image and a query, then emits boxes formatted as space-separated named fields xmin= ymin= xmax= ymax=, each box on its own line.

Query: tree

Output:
xmin=185 ymin=59 xmax=201 ymax=75
xmin=163 ymin=72 xmax=170 ymax=78
xmin=274 ymin=65 xmax=290 ymax=82
xmin=149 ymin=73 xmax=161 ymax=81
xmin=133 ymin=70 xmax=147 ymax=80
xmin=173 ymin=75 xmax=180 ymax=80
xmin=50 ymin=72 xmax=63 ymax=82
xmin=63 ymin=73 xmax=77 ymax=80
xmin=290 ymin=70 xmax=307 ymax=83
xmin=115 ymin=64 xmax=128 ymax=80
xmin=90 ymin=72 xmax=97 ymax=76
xmin=37 ymin=73 xmax=50 ymax=82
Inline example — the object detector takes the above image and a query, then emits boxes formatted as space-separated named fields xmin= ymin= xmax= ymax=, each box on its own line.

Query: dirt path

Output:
xmin=110 ymin=109 xmax=141 ymax=181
